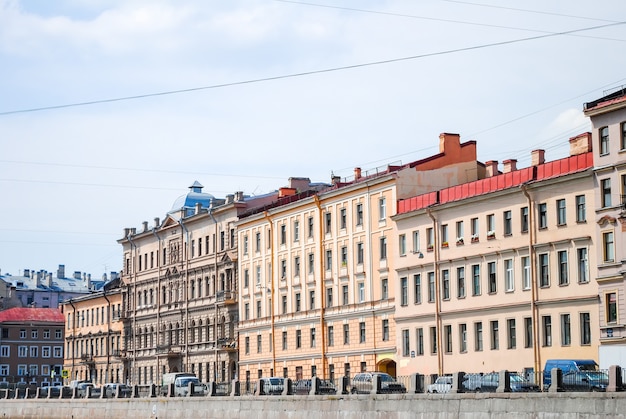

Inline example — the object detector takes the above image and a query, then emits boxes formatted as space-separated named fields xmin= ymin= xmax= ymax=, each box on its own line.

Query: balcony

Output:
xmin=216 ymin=290 xmax=237 ymax=305
xmin=156 ymin=345 xmax=183 ymax=358
xmin=80 ymin=353 xmax=95 ymax=366
xmin=112 ymin=349 xmax=127 ymax=358
xmin=217 ymin=338 xmax=237 ymax=352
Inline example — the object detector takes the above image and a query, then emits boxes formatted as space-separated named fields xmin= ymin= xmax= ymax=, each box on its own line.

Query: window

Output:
xmin=244 ymin=337 xmax=250 ymax=355
xmin=427 ymin=272 xmax=435 ymax=302
xmin=577 ymin=248 xmax=589 ymax=283
xmin=622 ymin=122 xmax=626 ymax=150
xmin=603 ymin=231 xmax=615 ymax=263
xmin=574 ymin=195 xmax=586 ymax=223
xmin=556 ymin=199 xmax=566 ymax=225
xmin=488 ymin=262 xmax=496 ymax=294
xmin=580 ymin=312 xmax=591 ymax=345
xmin=426 ymin=228 xmax=434 ymax=249
xmin=310 ymin=327 xmax=316 ymax=348
xmin=456 ymin=221 xmax=464 ymax=242
xmin=490 ymin=320 xmax=499 ymax=350
xmin=600 ymin=126 xmax=609 ymax=155
xmin=256 ymin=265 xmax=261 ymax=285
xmin=381 ymin=278 xmax=388 ymax=300
xmin=486 ymin=214 xmax=495 ymax=236
xmin=282 ymin=331 xmax=288 ymax=350
xmin=542 ymin=315 xmax=552 ymax=347
xmin=471 ymin=217 xmax=479 ymax=238
xmin=30 ymin=346 xmax=38 ymax=357
xmin=503 ymin=210 xmax=512 ymax=235
xmin=538 ymin=203 xmax=547 ymax=229
xmin=244 ymin=303 xmax=249 ymax=320
xmin=295 ymin=293 xmax=301 ymax=312
xmin=400 ymin=277 xmax=408 ymax=306
xmin=256 ymin=300 xmax=262 ymax=318
xmin=280 ymin=259 xmax=287 ymax=279
xmin=342 ymin=285 xmax=349 ymax=305
xmin=379 ymin=236 xmax=387 ymax=260
xmin=294 ymin=256 xmax=300 ymax=277
xmin=18 ymin=365 xmax=27 ymax=376
xmin=356 ymin=203 xmax=363 ymax=226
xmin=402 ymin=330 xmax=410 ymax=356
xmin=325 ymin=249 xmax=332 ymax=271
xmin=504 ymin=259 xmax=514 ymax=292
xmin=558 ymin=250 xmax=568 ymax=285
xmin=522 ymin=256 xmax=531 ymax=290
xmin=327 ymin=326 xmax=334 ymax=346
xmin=356 ymin=242 xmax=364 ymax=264
xmin=475 ymin=322 xmax=483 ymax=351
xmin=382 ymin=319 xmax=389 ymax=341
xmin=324 ymin=212 xmax=332 ymax=234
xmin=606 ymin=292 xmax=618 ymax=323
xmin=359 ymin=322 xmax=366 ymax=343
xmin=358 ymin=282 xmax=365 ymax=303
xmin=0 ymin=346 xmax=8 ymax=357
xmin=18 ymin=346 xmax=27 ymax=357
xmin=507 ymin=319 xmax=516 ymax=349
xmin=521 ymin=206 xmax=529 ymax=233
xmin=296 ymin=330 xmax=302 ymax=349
xmin=444 ymin=325 xmax=452 ymax=353
xmin=257 ymin=335 xmax=262 ymax=353
xmin=0 ymin=365 xmax=9 ymax=376
xmin=31 ymin=330 xmax=37 ymax=339
xmin=416 ymin=328 xmax=424 ymax=355
xmin=308 ymin=253 xmax=315 ymax=274
xmin=280 ymin=224 xmax=286 ymax=245
xmin=378 ymin=197 xmax=386 ymax=220
xmin=539 ymin=253 xmax=549 ymax=287
xmin=340 ymin=246 xmax=348 ymax=266
xmin=441 ymin=269 xmax=450 ymax=300
xmin=399 ymin=234 xmax=406 ymax=256
xmin=524 ymin=317 xmax=533 ymax=348
xmin=441 ymin=224 xmax=448 ymax=246
xmin=309 ymin=290 xmax=315 ymax=309
xmin=308 ymin=216 xmax=314 ymax=238
xmin=459 ymin=324 xmax=467 ymax=353
xmin=293 ymin=220 xmax=300 ymax=242
xmin=472 ymin=264 xmax=480 ymax=296
xmin=430 ymin=326 xmax=437 ymax=354
xmin=343 ymin=324 xmax=350 ymax=345
xmin=601 ymin=178 xmax=612 ymax=208
xmin=326 ymin=288 xmax=333 ymax=307
xmin=414 ymin=274 xmax=422 ymax=304
xmin=340 ymin=208 xmax=347 ymax=230
xmin=244 ymin=269 xmax=249 ymax=288
xmin=19 ymin=329 xmax=26 ymax=339
xmin=457 ymin=267 xmax=465 ymax=298
xmin=561 ymin=314 xmax=571 ymax=346
xmin=53 ymin=347 xmax=62 ymax=357
xmin=412 ymin=231 xmax=420 ymax=252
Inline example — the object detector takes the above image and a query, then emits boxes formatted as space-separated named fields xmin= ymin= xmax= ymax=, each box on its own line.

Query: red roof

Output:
xmin=398 ymin=152 xmax=593 ymax=214
xmin=0 ymin=307 xmax=64 ymax=323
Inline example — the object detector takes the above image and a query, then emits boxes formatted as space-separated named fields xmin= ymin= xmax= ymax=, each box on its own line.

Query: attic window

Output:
xmin=16 ymin=281 xmax=24 ymax=287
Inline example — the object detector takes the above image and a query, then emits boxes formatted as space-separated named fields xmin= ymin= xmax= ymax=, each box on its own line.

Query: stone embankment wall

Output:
xmin=2 ymin=392 xmax=626 ymax=419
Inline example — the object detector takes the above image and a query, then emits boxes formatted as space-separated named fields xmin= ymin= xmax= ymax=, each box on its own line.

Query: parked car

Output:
xmin=427 ymin=376 xmax=452 ymax=393
xmin=543 ymin=359 xmax=598 ymax=390
xmin=351 ymin=372 xmax=406 ymax=394
xmin=259 ymin=377 xmax=284 ymax=395
xmin=39 ymin=385 xmax=65 ymax=398
xmin=76 ymin=382 xmax=100 ymax=398
xmin=475 ymin=372 xmax=540 ymax=393
xmin=103 ymin=383 xmax=132 ymax=398
xmin=294 ymin=378 xmax=336 ymax=395
xmin=562 ymin=371 xmax=608 ymax=392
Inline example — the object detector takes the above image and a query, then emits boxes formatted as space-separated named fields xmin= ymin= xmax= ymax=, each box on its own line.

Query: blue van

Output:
xmin=543 ymin=359 xmax=598 ymax=390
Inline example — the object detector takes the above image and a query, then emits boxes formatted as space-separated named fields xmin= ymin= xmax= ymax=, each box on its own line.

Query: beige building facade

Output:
xmin=236 ymin=134 xmax=484 ymax=388
xmin=62 ymin=281 xmax=124 ymax=384
xmin=393 ymin=134 xmax=598 ymax=377
xmin=584 ymin=89 xmax=626 ymax=368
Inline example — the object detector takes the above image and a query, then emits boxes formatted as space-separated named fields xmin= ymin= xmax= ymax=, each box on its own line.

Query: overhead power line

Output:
xmin=0 ymin=21 xmax=624 ymax=117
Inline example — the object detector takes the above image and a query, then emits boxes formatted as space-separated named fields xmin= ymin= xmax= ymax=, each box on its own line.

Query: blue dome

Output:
xmin=170 ymin=181 xmax=215 ymax=215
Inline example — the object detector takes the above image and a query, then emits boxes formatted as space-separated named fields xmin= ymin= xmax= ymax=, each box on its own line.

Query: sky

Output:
xmin=1 ymin=0 xmax=625 ymax=278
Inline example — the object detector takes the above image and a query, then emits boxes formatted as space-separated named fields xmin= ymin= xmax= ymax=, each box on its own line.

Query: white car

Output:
xmin=427 ymin=376 xmax=452 ymax=393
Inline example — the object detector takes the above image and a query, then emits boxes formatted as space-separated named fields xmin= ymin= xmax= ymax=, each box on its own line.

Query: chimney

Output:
xmin=195 ymin=202 xmax=202 ymax=214
xmin=235 ymin=191 xmax=244 ymax=202
xmin=278 ymin=187 xmax=297 ymax=198
xmin=531 ymin=149 xmax=545 ymax=166
xmin=154 ymin=217 xmax=160 ymax=228
xmin=73 ymin=271 xmax=81 ymax=280
xmin=23 ymin=269 xmax=30 ymax=278
xmin=46 ymin=273 xmax=53 ymax=288
xmin=226 ymin=194 xmax=234 ymax=204
xmin=331 ymin=175 xmax=341 ymax=185
xmin=354 ymin=167 xmax=362 ymax=180
xmin=288 ymin=177 xmax=311 ymax=192
xmin=439 ymin=133 xmax=461 ymax=154
xmin=485 ymin=160 xmax=499 ymax=177
xmin=35 ymin=273 xmax=41 ymax=288
xmin=142 ymin=221 xmax=148 ymax=232
xmin=57 ymin=264 xmax=65 ymax=279
xmin=569 ymin=132 xmax=592 ymax=156
xmin=102 ymin=272 xmax=108 ymax=281
xmin=86 ymin=274 xmax=91 ymax=290
xmin=502 ymin=159 xmax=517 ymax=173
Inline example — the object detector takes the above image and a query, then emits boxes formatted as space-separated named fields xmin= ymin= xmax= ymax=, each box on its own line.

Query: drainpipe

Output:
xmin=69 ymin=299 xmax=77 ymax=383
xmin=127 ymin=233 xmax=137 ymax=385
xmin=263 ymin=211 xmax=276 ymax=376
xmin=179 ymin=217 xmax=190 ymax=373
xmin=313 ymin=196 xmax=327 ymax=379
xmin=521 ymin=184 xmax=540 ymax=381
xmin=151 ymin=227 xmax=161 ymax=382
xmin=208 ymin=205 xmax=219 ymax=381
xmin=103 ymin=288 xmax=111 ymax=383
xmin=426 ymin=208 xmax=443 ymax=376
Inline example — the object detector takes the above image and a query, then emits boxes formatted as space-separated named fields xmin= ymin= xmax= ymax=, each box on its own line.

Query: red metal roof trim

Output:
xmin=397 ymin=153 xmax=592 ymax=215
xmin=0 ymin=307 xmax=64 ymax=323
